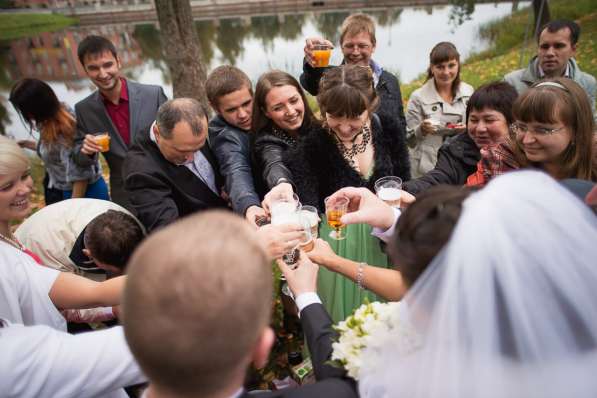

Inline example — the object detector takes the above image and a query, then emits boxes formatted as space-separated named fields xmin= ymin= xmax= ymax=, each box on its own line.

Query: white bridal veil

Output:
xmin=359 ymin=171 xmax=597 ymax=398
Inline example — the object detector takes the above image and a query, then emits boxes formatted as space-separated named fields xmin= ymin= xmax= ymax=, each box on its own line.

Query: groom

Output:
xmin=123 ymin=210 xmax=357 ymax=397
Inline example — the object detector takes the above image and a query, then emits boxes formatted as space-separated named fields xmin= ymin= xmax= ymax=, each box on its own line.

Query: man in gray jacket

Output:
xmin=73 ymin=35 xmax=167 ymax=207
xmin=504 ymin=19 xmax=596 ymax=120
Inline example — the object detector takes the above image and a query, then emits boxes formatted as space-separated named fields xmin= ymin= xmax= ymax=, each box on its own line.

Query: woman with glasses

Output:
xmin=509 ymin=78 xmax=596 ymax=181
xmin=284 ymin=64 xmax=410 ymax=322
xmin=470 ymin=78 xmax=596 ymax=185
xmin=406 ymin=42 xmax=473 ymax=177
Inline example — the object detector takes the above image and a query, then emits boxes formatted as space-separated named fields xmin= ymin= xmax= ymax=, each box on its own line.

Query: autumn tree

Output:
xmin=154 ymin=0 xmax=209 ymax=110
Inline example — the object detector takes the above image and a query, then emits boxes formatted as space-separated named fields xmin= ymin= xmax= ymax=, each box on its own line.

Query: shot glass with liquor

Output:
xmin=325 ymin=196 xmax=348 ymax=241
xmin=375 ymin=176 xmax=402 ymax=209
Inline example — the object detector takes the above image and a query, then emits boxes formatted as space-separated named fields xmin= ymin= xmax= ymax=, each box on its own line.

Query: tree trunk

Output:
xmin=532 ymin=0 xmax=551 ymax=39
xmin=154 ymin=0 xmax=209 ymax=111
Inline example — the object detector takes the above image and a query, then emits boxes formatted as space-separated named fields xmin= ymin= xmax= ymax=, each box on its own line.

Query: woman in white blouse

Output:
xmin=406 ymin=42 xmax=474 ymax=177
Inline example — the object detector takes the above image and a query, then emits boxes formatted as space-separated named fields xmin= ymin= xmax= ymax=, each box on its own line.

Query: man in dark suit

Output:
xmin=73 ymin=35 xmax=167 ymax=207
xmin=123 ymin=98 xmax=228 ymax=232
xmin=123 ymin=210 xmax=357 ymax=398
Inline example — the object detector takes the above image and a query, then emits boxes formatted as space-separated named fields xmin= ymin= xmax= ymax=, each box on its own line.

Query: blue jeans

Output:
xmin=63 ymin=177 xmax=110 ymax=200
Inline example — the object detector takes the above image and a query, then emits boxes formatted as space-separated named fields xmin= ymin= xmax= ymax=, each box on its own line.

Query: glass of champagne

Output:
xmin=271 ymin=195 xmax=305 ymax=268
xmin=270 ymin=193 xmax=300 ymax=224
xmin=375 ymin=176 xmax=402 ymax=209
xmin=325 ymin=196 xmax=348 ymax=241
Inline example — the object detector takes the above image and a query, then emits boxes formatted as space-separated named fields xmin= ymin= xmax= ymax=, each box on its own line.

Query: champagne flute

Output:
xmin=325 ymin=196 xmax=348 ymax=241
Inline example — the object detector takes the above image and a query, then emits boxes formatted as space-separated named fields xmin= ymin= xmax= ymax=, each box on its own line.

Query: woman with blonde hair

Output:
xmin=9 ymin=78 xmax=109 ymax=204
xmin=0 ymin=136 xmax=124 ymax=328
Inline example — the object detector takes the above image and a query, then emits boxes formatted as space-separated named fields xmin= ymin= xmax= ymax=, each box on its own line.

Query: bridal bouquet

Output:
xmin=331 ymin=301 xmax=420 ymax=380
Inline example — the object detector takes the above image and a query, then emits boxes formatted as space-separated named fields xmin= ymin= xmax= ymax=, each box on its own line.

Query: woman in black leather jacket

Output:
xmin=251 ymin=70 xmax=319 ymax=197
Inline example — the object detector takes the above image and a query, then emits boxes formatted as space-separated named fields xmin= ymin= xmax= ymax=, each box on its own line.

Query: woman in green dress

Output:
xmin=284 ymin=65 xmax=411 ymax=322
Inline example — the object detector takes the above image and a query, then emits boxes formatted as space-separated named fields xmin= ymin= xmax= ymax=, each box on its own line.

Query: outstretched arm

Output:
xmin=49 ymin=273 xmax=125 ymax=310
xmin=307 ymin=239 xmax=406 ymax=301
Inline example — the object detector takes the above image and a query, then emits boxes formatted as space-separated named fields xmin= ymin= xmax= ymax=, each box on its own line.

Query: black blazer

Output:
xmin=244 ymin=303 xmax=357 ymax=398
xmin=73 ymin=80 xmax=167 ymax=206
xmin=122 ymin=131 xmax=229 ymax=232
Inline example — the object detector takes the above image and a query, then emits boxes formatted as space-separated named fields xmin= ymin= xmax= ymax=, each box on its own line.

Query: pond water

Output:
xmin=1 ymin=1 xmax=528 ymax=140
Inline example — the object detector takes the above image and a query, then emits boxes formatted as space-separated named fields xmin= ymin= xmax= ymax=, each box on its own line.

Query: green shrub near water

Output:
xmin=0 ymin=13 xmax=77 ymax=41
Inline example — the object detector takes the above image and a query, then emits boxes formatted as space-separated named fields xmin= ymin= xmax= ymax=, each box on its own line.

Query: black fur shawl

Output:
xmin=285 ymin=112 xmax=411 ymax=212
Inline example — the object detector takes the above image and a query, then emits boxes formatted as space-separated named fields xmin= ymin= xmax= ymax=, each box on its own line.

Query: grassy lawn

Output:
xmin=0 ymin=13 xmax=77 ymax=40
xmin=401 ymin=0 xmax=597 ymax=100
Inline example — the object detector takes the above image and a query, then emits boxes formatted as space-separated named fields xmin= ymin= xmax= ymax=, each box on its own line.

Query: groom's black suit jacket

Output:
xmin=123 ymin=130 xmax=229 ymax=232
xmin=243 ymin=303 xmax=358 ymax=398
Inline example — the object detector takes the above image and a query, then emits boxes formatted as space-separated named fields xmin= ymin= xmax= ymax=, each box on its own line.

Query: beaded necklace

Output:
xmin=334 ymin=124 xmax=372 ymax=168
xmin=0 ymin=231 xmax=26 ymax=252
xmin=271 ymin=125 xmax=297 ymax=147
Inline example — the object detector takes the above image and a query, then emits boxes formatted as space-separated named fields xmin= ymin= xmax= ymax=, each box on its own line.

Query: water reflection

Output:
xmin=1 ymin=2 xmax=528 ymax=139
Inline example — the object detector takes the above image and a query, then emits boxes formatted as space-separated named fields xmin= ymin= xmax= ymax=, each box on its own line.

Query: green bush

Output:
xmin=0 ymin=13 xmax=77 ymax=40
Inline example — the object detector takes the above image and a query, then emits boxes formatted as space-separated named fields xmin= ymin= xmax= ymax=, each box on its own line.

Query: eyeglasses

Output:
xmin=342 ymin=43 xmax=371 ymax=51
xmin=511 ymin=123 xmax=565 ymax=136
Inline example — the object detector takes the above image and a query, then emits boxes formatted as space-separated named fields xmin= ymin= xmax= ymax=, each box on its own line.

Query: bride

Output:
xmin=359 ymin=170 xmax=597 ymax=397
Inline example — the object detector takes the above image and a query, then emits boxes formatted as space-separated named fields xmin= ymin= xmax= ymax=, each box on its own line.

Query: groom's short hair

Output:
xmin=123 ymin=210 xmax=272 ymax=396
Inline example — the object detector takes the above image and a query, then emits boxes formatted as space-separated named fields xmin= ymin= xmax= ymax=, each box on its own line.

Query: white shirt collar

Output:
xmin=538 ymin=61 xmax=571 ymax=78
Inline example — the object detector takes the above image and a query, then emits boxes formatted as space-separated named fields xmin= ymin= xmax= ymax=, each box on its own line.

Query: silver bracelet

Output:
xmin=356 ymin=262 xmax=365 ymax=290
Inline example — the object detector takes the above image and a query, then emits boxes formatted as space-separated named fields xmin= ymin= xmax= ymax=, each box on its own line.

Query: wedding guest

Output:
xmin=358 ymin=171 xmax=597 ymax=398
xmin=504 ymin=19 xmax=596 ymax=121
xmin=284 ymin=64 xmax=410 ymax=322
xmin=473 ymin=78 xmax=597 ymax=186
xmin=9 ymin=78 xmax=109 ymax=203
xmin=123 ymin=211 xmax=357 ymax=397
xmin=252 ymin=70 xmax=318 ymax=199
xmin=510 ymin=78 xmax=596 ymax=180
xmin=73 ymin=35 xmax=167 ymax=207
xmin=300 ymin=13 xmax=406 ymax=132
xmin=406 ymin=42 xmax=473 ymax=177
xmin=15 ymin=198 xmax=144 ymax=276
xmin=0 ymin=135 xmax=126 ymax=330
xmin=123 ymin=98 xmax=228 ymax=232
xmin=206 ymin=66 xmax=265 ymax=225
xmin=402 ymin=81 xmax=518 ymax=195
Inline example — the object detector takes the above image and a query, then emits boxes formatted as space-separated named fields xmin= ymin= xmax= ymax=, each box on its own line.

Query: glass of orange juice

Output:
xmin=312 ymin=44 xmax=332 ymax=68
xmin=94 ymin=133 xmax=110 ymax=152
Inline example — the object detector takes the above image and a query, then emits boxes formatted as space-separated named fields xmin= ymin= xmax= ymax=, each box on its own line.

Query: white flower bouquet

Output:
xmin=331 ymin=301 xmax=420 ymax=380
